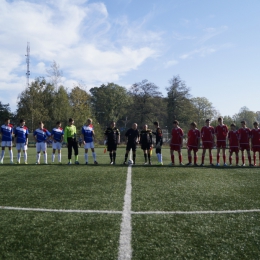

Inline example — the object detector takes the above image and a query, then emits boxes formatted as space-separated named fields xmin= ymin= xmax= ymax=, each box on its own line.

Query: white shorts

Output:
xmin=1 ymin=141 xmax=12 ymax=147
xmin=84 ymin=142 xmax=94 ymax=149
xmin=36 ymin=142 xmax=47 ymax=152
xmin=52 ymin=141 xmax=62 ymax=150
xmin=16 ymin=143 xmax=28 ymax=151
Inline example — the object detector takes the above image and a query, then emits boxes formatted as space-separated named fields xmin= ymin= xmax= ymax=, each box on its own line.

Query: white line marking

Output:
xmin=0 ymin=206 xmax=122 ymax=214
xmin=132 ymin=209 xmax=260 ymax=214
xmin=118 ymin=153 xmax=132 ymax=260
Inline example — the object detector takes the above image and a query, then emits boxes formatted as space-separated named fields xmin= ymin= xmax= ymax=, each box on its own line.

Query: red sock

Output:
xmin=171 ymin=155 xmax=174 ymax=163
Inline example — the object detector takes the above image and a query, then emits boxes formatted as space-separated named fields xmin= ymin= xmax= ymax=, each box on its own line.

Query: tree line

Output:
xmin=1 ymin=65 xmax=259 ymax=142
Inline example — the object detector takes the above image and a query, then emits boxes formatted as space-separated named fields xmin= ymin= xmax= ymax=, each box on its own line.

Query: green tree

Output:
xmin=234 ymin=106 xmax=257 ymax=127
xmin=0 ymin=102 xmax=13 ymax=123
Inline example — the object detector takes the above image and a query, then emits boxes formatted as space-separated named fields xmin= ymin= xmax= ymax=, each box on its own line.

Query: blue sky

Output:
xmin=0 ymin=0 xmax=260 ymax=117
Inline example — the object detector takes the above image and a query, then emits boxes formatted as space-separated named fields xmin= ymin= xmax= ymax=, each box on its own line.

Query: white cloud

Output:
xmin=164 ymin=60 xmax=179 ymax=68
xmin=0 ymin=0 xmax=161 ymax=104
xmin=198 ymin=26 xmax=228 ymax=44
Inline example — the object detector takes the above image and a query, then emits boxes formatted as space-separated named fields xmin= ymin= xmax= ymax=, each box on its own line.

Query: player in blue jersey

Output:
xmin=51 ymin=121 xmax=64 ymax=164
xmin=0 ymin=118 xmax=14 ymax=164
xmin=81 ymin=118 xmax=98 ymax=165
xmin=34 ymin=121 xmax=51 ymax=164
xmin=14 ymin=119 xmax=29 ymax=164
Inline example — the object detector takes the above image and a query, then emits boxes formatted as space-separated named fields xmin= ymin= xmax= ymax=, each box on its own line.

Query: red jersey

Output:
xmin=228 ymin=130 xmax=239 ymax=147
xmin=171 ymin=127 xmax=184 ymax=145
xmin=238 ymin=127 xmax=251 ymax=145
xmin=187 ymin=129 xmax=200 ymax=147
xmin=251 ymin=128 xmax=260 ymax=147
xmin=215 ymin=124 xmax=228 ymax=141
xmin=201 ymin=126 xmax=214 ymax=143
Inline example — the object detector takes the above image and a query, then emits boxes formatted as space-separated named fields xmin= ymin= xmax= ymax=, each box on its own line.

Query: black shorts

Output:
xmin=126 ymin=142 xmax=137 ymax=152
xmin=141 ymin=143 xmax=151 ymax=150
xmin=107 ymin=142 xmax=117 ymax=151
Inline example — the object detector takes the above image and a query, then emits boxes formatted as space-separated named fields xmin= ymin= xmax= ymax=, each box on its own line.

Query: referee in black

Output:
xmin=123 ymin=123 xmax=140 ymax=165
xmin=104 ymin=121 xmax=120 ymax=165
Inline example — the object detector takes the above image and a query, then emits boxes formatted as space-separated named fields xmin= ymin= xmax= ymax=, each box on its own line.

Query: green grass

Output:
xmin=1 ymin=148 xmax=260 ymax=259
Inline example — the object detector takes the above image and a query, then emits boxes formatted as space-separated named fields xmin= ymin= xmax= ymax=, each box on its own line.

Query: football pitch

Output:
xmin=0 ymin=147 xmax=260 ymax=259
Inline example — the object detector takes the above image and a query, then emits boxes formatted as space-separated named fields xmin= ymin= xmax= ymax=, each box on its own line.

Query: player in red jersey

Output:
xmin=186 ymin=122 xmax=200 ymax=166
xmin=228 ymin=123 xmax=239 ymax=166
xmin=238 ymin=120 xmax=253 ymax=166
xmin=215 ymin=117 xmax=229 ymax=166
xmin=251 ymin=122 xmax=260 ymax=166
xmin=200 ymin=119 xmax=215 ymax=166
xmin=169 ymin=120 xmax=184 ymax=165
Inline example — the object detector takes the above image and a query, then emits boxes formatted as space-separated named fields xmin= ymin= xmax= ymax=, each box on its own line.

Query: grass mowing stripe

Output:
xmin=118 ymin=152 xmax=132 ymax=260
xmin=0 ymin=206 xmax=122 ymax=214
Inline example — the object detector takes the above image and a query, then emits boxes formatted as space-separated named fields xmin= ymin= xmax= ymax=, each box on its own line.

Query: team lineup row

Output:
xmin=1 ymin=117 xmax=260 ymax=166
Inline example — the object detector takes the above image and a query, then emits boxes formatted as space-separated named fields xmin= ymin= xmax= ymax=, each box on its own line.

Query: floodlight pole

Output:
xmin=25 ymin=42 xmax=30 ymax=87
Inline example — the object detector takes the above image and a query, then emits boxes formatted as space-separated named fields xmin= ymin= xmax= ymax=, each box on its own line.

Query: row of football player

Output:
xmin=1 ymin=117 xmax=260 ymax=166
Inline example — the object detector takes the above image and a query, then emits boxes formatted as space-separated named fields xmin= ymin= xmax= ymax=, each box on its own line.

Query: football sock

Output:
xmin=1 ymin=150 xmax=4 ymax=160
xmin=113 ymin=152 xmax=116 ymax=162
xmin=85 ymin=153 xmax=88 ymax=162
xmin=160 ymin=153 xmax=162 ymax=163
xmin=58 ymin=153 xmax=61 ymax=162
xmin=75 ymin=155 xmax=79 ymax=162
xmin=148 ymin=153 xmax=151 ymax=161
xmin=171 ymin=155 xmax=174 ymax=163
xmin=52 ymin=154 xmax=55 ymax=162
xmin=92 ymin=152 xmax=96 ymax=161
xmin=156 ymin=153 xmax=159 ymax=162
xmin=253 ymin=153 xmax=256 ymax=164
xmin=110 ymin=152 xmax=113 ymax=162
xmin=144 ymin=154 xmax=147 ymax=162
xmin=179 ymin=154 xmax=182 ymax=163
xmin=248 ymin=155 xmax=251 ymax=164
xmin=217 ymin=155 xmax=220 ymax=163
xmin=24 ymin=152 xmax=27 ymax=162
xmin=9 ymin=150 xmax=13 ymax=162
xmin=210 ymin=155 xmax=213 ymax=164
xmin=188 ymin=155 xmax=192 ymax=163
xmin=44 ymin=153 xmax=47 ymax=164
xmin=37 ymin=153 xmax=40 ymax=163
xmin=133 ymin=153 xmax=136 ymax=162
xmin=124 ymin=153 xmax=128 ymax=162
xmin=201 ymin=155 xmax=205 ymax=164
xmin=17 ymin=152 xmax=21 ymax=163
xmin=194 ymin=156 xmax=197 ymax=164
xmin=236 ymin=156 xmax=239 ymax=165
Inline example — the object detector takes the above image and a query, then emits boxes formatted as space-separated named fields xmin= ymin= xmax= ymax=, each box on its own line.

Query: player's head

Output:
xmin=153 ymin=121 xmax=159 ymax=127
xmin=87 ymin=118 xmax=92 ymax=125
xmin=68 ymin=118 xmax=74 ymax=125
xmin=241 ymin=120 xmax=246 ymax=127
xmin=230 ymin=123 xmax=236 ymax=130
xmin=218 ymin=117 xmax=223 ymax=124
xmin=20 ymin=119 xmax=25 ymax=126
xmin=56 ymin=121 xmax=61 ymax=127
xmin=143 ymin=124 xmax=148 ymax=130
xmin=4 ymin=118 xmax=10 ymax=124
xmin=110 ymin=121 xmax=116 ymax=128
xmin=132 ymin=123 xmax=137 ymax=130
xmin=39 ymin=121 xmax=44 ymax=128
xmin=205 ymin=119 xmax=210 ymax=126
xmin=190 ymin=122 xmax=197 ymax=129
xmin=253 ymin=122 xmax=259 ymax=128
xmin=173 ymin=120 xmax=179 ymax=126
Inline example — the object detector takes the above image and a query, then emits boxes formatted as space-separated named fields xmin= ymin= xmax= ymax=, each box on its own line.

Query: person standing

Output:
xmin=0 ymin=118 xmax=14 ymax=164
xmin=169 ymin=120 xmax=184 ymax=166
xmin=81 ymin=118 xmax=98 ymax=165
xmin=215 ymin=117 xmax=229 ymax=166
xmin=186 ymin=122 xmax=200 ymax=166
xmin=228 ymin=123 xmax=239 ymax=166
xmin=34 ymin=121 xmax=51 ymax=164
xmin=51 ymin=121 xmax=64 ymax=164
xmin=200 ymin=119 xmax=215 ymax=166
xmin=104 ymin=121 xmax=120 ymax=165
xmin=14 ymin=119 xmax=29 ymax=164
xmin=64 ymin=118 xmax=79 ymax=165
xmin=251 ymin=122 xmax=260 ymax=166
xmin=140 ymin=124 xmax=153 ymax=165
xmin=124 ymin=123 xmax=140 ymax=165
xmin=152 ymin=121 xmax=163 ymax=165
xmin=238 ymin=120 xmax=253 ymax=166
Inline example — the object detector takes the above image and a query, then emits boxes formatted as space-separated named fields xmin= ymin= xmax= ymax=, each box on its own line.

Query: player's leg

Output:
xmin=67 ymin=139 xmax=73 ymax=164
xmin=229 ymin=151 xmax=233 ymax=165
xmin=16 ymin=143 xmax=21 ymax=164
xmin=201 ymin=148 xmax=206 ymax=166
xmin=72 ymin=140 xmax=79 ymax=163
xmin=52 ymin=148 xmax=56 ymax=163
xmin=241 ymin=149 xmax=245 ymax=166
xmin=0 ymin=145 xmax=5 ymax=163
xmin=143 ymin=149 xmax=148 ymax=164
xmin=147 ymin=148 xmax=151 ymax=164
xmin=216 ymin=147 xmax=220 ymax=165
xmin=222 ymin=147 xmax=227 ymax=165
xmin=187 ymin=148 xmax=192 ymax=165
xmin=42 ymin=143 xmax=47 ymax=164
xmin=209 ymin=148 xmax=213 ymax=165
xmin=132 ymin=144 xmax=137 ymax=164
xmin=84 ymin=147 xmax=89 ymax=164
xmin=178 ymin=148 xmax=183 ymax=165
xmin=194 ymin=149 xmax=198 ymax=165
xmin=170 ymin=149 xmax=174 ymax=165
xmin=91 ymin=145 xmax=97 ymax=164
xmin=112 ymin=149 xmax=117 ymax=164
xmin=235 ymin=151 xmax=239 ymax=166
xmin=246 ymin=149 xmax=252 ymax=166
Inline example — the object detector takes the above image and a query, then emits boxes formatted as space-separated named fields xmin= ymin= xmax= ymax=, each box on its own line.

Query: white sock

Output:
xmin=92 ymin=152 xmax=96 ymax=161
xmin=1 ymin=150 xmax=5 ymax=160
xmin=37 ymin=153 xmax=40 ymax=163
xmin=157 ymin=153 xmax=160 ymax=162
xmin=9 ymin=150 xmax=13 ymax=162
xmin=160 ymin=154 xmax=163 ymax=163
xmin=85 ymin=153 xmax=88 ymax=162
xmin=58 ymin=153 xmax=61 ymax=162
xmin=44 ymin=153 xmax=47 ymax=164
xmin=52 ymin=153 xmax=55 ymax=162
xmin=17 ymin=152 xmax=21 ymax=162
xmin=24 ymin=152 xmax=27 ymax=162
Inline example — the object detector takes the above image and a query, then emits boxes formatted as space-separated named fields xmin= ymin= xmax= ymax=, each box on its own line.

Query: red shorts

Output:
xmin=202 ymin=142 xmax=213 ymax=149
xmin=252 ymin=146 xmax=260 ymax=153
xmin=229 ymin=147 xmax=239 ymax=153
xmin=240 ymin=144 xmax=250 ymax=151
xmin=217 ymin=140 xmax=226 ymax=148
xmin=187 ymin=146 xmax=198 ymax=152
xmin=170 ymin=144 xmax=181 ymax=151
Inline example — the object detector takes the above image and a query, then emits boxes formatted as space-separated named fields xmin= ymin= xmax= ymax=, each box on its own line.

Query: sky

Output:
xmin=0 ymin=0 xmax=260 ymax=117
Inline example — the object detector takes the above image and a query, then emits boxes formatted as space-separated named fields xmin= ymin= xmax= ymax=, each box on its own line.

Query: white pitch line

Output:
xmin=118 ymin=154 xmax=132 ymax=260
xmin=132 ymin=209 xmax=260 ymax=214
xmin=0 ymin=206 xmax=122 ymax=214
